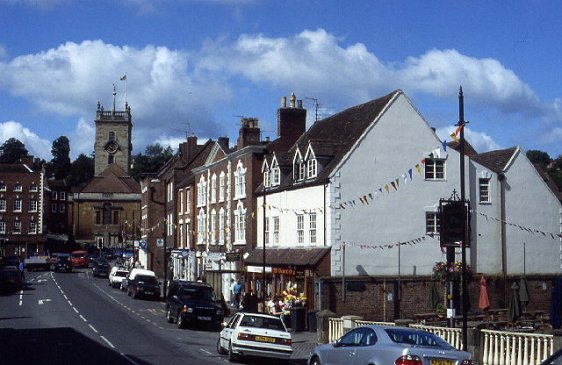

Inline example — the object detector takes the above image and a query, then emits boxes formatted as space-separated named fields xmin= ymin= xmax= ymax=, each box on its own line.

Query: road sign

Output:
xmin=156 ymin=238 xmax=164 ymax=247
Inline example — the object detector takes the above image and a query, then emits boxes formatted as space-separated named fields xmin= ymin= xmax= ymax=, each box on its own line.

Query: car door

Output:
xmin=324 ymin=328 xmax=368 ymax=365
xmin=221 ymin=313 xmax=241 ymax=349
xmin=352 ymin=328 xmax=378 ymax=365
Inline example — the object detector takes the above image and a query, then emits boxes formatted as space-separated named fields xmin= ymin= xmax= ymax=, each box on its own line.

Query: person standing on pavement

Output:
xmin=232 ymin=279 xmax=243 ymax=308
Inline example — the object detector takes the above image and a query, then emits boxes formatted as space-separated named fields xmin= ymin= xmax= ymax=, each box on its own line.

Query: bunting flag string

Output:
xmin=476 ymin=211 xmax=562 ymax=240
xmin=343 ymin=235 xmax=431 ymax=250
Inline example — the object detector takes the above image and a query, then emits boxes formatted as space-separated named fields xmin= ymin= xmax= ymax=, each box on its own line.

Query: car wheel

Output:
xmin=309 ymin=356 xmax=321 ymax=365
xmin=166 ymin=308 xmax=174 ymax=323
xmin=177 ymin=313 xmax=185 ymax=329
xmin=228 ymin=341 xmax=238 ymax=362
xmin=216 ymin=338 xmax=226 ymax=355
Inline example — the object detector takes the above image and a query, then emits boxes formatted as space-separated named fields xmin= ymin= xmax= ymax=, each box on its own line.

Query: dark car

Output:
xmin=92 ymin=259 xmax=110 ymax=278
xmin=54 ymin=255 xmax=72 ymax=273
xmin=0 ymin=265 xmax=24 ymax=292
xmin=126 ymin=271 xmax=160 ymax=300
xmin=542 ymin=347 xmax=562 ymax=364
xmin=165 ymin=280 xmax=224 ymax=329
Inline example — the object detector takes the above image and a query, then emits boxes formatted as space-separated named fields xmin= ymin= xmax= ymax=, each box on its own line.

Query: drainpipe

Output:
xmin=498 ymin=173 xmax=507 ymax=305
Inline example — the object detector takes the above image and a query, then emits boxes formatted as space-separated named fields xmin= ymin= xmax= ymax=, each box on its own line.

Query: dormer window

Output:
xmin=264 ymin=169 xmax=270 ymax=188
xmin=30 ymin=183 xmax=37 ymax=192
xmin=0 ymin=182 xmax=5 ymax=191
xmin=298 ymin=161 xmax=305 ymax=181
xmin=271 ymin=166 xmax=280 ymax=186
xmin=307 ymin=159 xmax=317 ymax=178
xmin=14 ymin=183 xmax=22 ymax=192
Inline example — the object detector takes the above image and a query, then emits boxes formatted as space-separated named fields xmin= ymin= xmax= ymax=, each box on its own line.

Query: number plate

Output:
xmin=254 ymin=336 xmax=276 ymax=343
xmin=197 ymin=316 xmax=211 ymax=321
xmin=145 ymin=291 xmax=153 ymax=295
xmin=430 ymin=360 xmax=454 ymax=365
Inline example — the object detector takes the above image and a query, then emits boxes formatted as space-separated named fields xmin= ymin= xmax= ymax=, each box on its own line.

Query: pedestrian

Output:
xmin=232 ymin=279 xmax=243 ymax=309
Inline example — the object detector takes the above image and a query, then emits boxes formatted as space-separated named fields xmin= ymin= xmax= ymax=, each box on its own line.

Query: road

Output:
xmin=0 ymin=268 xmax=230 ymax=365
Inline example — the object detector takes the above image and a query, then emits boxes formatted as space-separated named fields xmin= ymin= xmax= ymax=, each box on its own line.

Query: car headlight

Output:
xmin=181 ymin=306 xmax=193 ymax=314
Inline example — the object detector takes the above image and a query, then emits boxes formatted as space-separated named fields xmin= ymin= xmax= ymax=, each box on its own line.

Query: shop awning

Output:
xmin=244 ymin=247 xmax=330 ymax=267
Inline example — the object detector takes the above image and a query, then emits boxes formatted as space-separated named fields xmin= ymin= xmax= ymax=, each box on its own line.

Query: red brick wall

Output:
xmin=319 ymin=274 xmax=555 ymax=322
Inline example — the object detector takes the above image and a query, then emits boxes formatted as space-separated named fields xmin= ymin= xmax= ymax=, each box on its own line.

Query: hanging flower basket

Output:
xmin=432 ymin=261 xmax=473 ymax=282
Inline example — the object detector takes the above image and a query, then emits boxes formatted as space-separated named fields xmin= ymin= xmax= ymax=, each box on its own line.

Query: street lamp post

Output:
xmin=458 ymin=86 xmax=469 ymax=350
xmin=163 ymin=231 xmax=168 ymax=300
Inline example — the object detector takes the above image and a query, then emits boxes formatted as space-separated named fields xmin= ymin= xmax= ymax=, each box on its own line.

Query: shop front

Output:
xmin=170 ymin=249 xmax=196 ymax=281
xmin=204 ymin=251 xmax=242 ymax=305
xmin=243 ymin=247 xmax=331 ymax=312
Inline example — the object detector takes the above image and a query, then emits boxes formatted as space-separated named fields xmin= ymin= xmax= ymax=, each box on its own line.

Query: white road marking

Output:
xmin=120 ymin=353 xmax=142 ymax=365
xmin=89 ymin=324 xmax=98 ymax=333
xmin=79 ymin=314 xmax=87 ymax=322
xmin=72 ymin=307 xmax=79 ymax=314
xmin=100 ymin=336 xmax=115 ymax=349
xmin=38 ymin=299 xmax=52 ymax=305
xmin=200 ymin=349 xmax=212 ymax=355
xmin=67 ymin=300 xmax=72 ymax=306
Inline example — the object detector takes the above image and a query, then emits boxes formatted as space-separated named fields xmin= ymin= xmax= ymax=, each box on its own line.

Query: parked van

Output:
xmin=125 ymin=268 xmax=160 ymax=300
xmin=70 ymin=250 xmax=89 ymax=268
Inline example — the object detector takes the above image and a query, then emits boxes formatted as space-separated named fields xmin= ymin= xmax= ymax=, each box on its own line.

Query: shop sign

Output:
xmin=246 ymin=265 xmax=272 ymax=273
xmin=272 ymin=267 xmax=295 ymax=276
xmin=225 ymin=252 xmax=240 ymax=262
xmin=295 ymin=270 xmax=305 ymax=280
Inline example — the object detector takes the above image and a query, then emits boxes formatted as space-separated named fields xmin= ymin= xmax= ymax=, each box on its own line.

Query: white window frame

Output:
xmin=14 ymin=183 xmax=22 ymax=192
xmin=197 ymin=176 xmax=207 ymax=207
xmin=234 ymin=162 xmax=246 ymax=199
xmin=14 ymin=198 xmax=22 ymax=212
xmin=234 ymin=202 xmax=246 ymax=244
xmin=271 ymin=167 xmax=280 ymax=186
xmin=264 ymin=217 xmax=270 ymax=245
xmin=186 ymin=189 xmax=191 ymax=214
xmin=60 ymin=191 xmax=66 ymax=200
xmin=52 ymin=191 xmax=58 ymax=200
xmin=30 ymin=183 xmax=37 ymax=192
xmin=197 ymin=209 xmax=206 ymax=244
xmin=167 ymin=213 xmax=173 ymax=236
xmin=210 ymin=209 xmax=216 ymax=244
xmin=219 ymin=208 xmax=225 ymax=244
xmin=179 ymin=189 xmax=184 ymax=214
xmin=29 ymin=199 xmax=38 ymax=212
xmin=0 ymin=199 xmax=6 ymax=212
xmin=309 ymin=213 xmax=317 ymax=244
xmin=273 ymin=217 xmax=279 ymax=244
xmin=307 ymin=159 xmax=317 ymax=179
xmin=29 ymin=221 xmax=37 ymax=234
xmin=425 ymin=159 xmax=446 ymax=180
xmin=479 ymin=178 xmax=491 ymax=203
xmin=60 ymin=204 xmax=65 ymax=213
xmin=426 ymin=212 xmax=440 ymax=235
xmin=297 ymin=214 xmax=304 ymax=244
xmin=263 ymin=170 xmax=270 ymax=188
xmin=211 ymin=174 xmax=217 ymax=203
xmin=219 ymin=172 xmax=225 ymax=202
xmin=167 ymin=181 xmax=173 ymax=202
xmin=0 ymin=182 xmax=5 ymax=191
xmin=0 ymin=220 xmax=5 ymax=234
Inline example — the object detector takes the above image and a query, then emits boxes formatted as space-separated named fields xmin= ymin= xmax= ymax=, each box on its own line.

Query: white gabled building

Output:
xmin=257 ymin=89 xmax=561 ymax=305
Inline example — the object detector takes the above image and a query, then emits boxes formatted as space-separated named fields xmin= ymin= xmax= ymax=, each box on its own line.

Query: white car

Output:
xmin=217 ymin=312 xmax=292 ymax=363
xmin=108 ymin=266 xmax=129 ymax=288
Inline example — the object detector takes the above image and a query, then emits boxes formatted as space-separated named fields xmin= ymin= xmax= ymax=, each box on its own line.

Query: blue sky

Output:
xmin=1 ymin=0 xmax=561 ymax=161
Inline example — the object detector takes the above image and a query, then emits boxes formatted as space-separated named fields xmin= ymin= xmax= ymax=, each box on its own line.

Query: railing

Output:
xmin=481 ymin=329 xmax=553 ymax=365
xmin=326 ymin=317 xmax=554 ymax=365
xmin=410 ymin=323 xmax=463 ymax=350
xmin=328 ymin=318 xmax=344 ymax=342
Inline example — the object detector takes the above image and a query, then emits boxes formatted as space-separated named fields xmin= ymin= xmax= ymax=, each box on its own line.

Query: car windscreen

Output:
xmin=239 ymin=315 xmax=285 ymax=331
xmin=115 ymin=271 xmax=128 ymax=277
xmin=179 ymin=287 xmax=215 ymax=301
xmin=136 ymin=275 xmax=158 ymax=284
xmin=385 ymin=328 xmax=453 ymax=348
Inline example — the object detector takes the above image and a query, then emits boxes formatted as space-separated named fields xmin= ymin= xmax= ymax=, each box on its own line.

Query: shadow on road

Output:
xmin=0 ymin=327 xmax=153 ymax=365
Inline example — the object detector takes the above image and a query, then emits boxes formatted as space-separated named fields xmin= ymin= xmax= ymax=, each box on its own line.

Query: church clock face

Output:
xmin=105 ymin=140 xmax=119 ymax=154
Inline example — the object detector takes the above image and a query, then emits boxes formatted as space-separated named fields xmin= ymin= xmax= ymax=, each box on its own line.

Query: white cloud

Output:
xmin=0 ymin=120 xmax=52 ymax=160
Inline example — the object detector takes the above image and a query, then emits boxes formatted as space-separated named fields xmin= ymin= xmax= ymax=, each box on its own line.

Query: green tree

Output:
xmin=50 ymin=136 xmax=72 ymax=180
xmin=130 ymin=143 xmax=174 ymax=180
xmin=526 ymin=150 xmax=551 ymax=168
xmin=0 ymin=138 xmax=28 ymax=164
xmin=67 ymin=153 xmax=95 ymax=187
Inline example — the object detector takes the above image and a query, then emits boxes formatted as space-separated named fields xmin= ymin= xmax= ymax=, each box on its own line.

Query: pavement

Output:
xmin=290 ymin=329 xmax=318 ymax=363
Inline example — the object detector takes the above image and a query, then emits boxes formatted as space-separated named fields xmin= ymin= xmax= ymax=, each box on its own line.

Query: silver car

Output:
xmin=308 ymin=325 xmax=478 ymax=365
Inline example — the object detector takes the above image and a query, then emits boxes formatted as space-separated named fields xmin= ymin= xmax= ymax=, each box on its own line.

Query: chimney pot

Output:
xmin=281 ymin=96 xmax=287 ymax=108
xmin=290 ymin=93 xmax=296 ymax=108
xmin=297 ymin=99 xmax=302 ymax=109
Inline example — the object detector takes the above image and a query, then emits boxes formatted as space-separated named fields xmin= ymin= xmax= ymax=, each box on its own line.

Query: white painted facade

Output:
xmin=257 ymin=91 xmax=561 ymax=278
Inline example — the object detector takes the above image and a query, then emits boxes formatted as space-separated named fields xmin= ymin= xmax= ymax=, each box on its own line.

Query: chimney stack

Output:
xmin=179 ymin=135 xmax=198 ymax=162
xmin=237 ymin=117 xmax=261 ymax=149
xmin=276 ymin=93 xmax=306 ymax=149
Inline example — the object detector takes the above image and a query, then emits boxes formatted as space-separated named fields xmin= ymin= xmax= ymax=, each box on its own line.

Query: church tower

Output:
xmin=94 ymin=86 xmax=133 ymax=176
